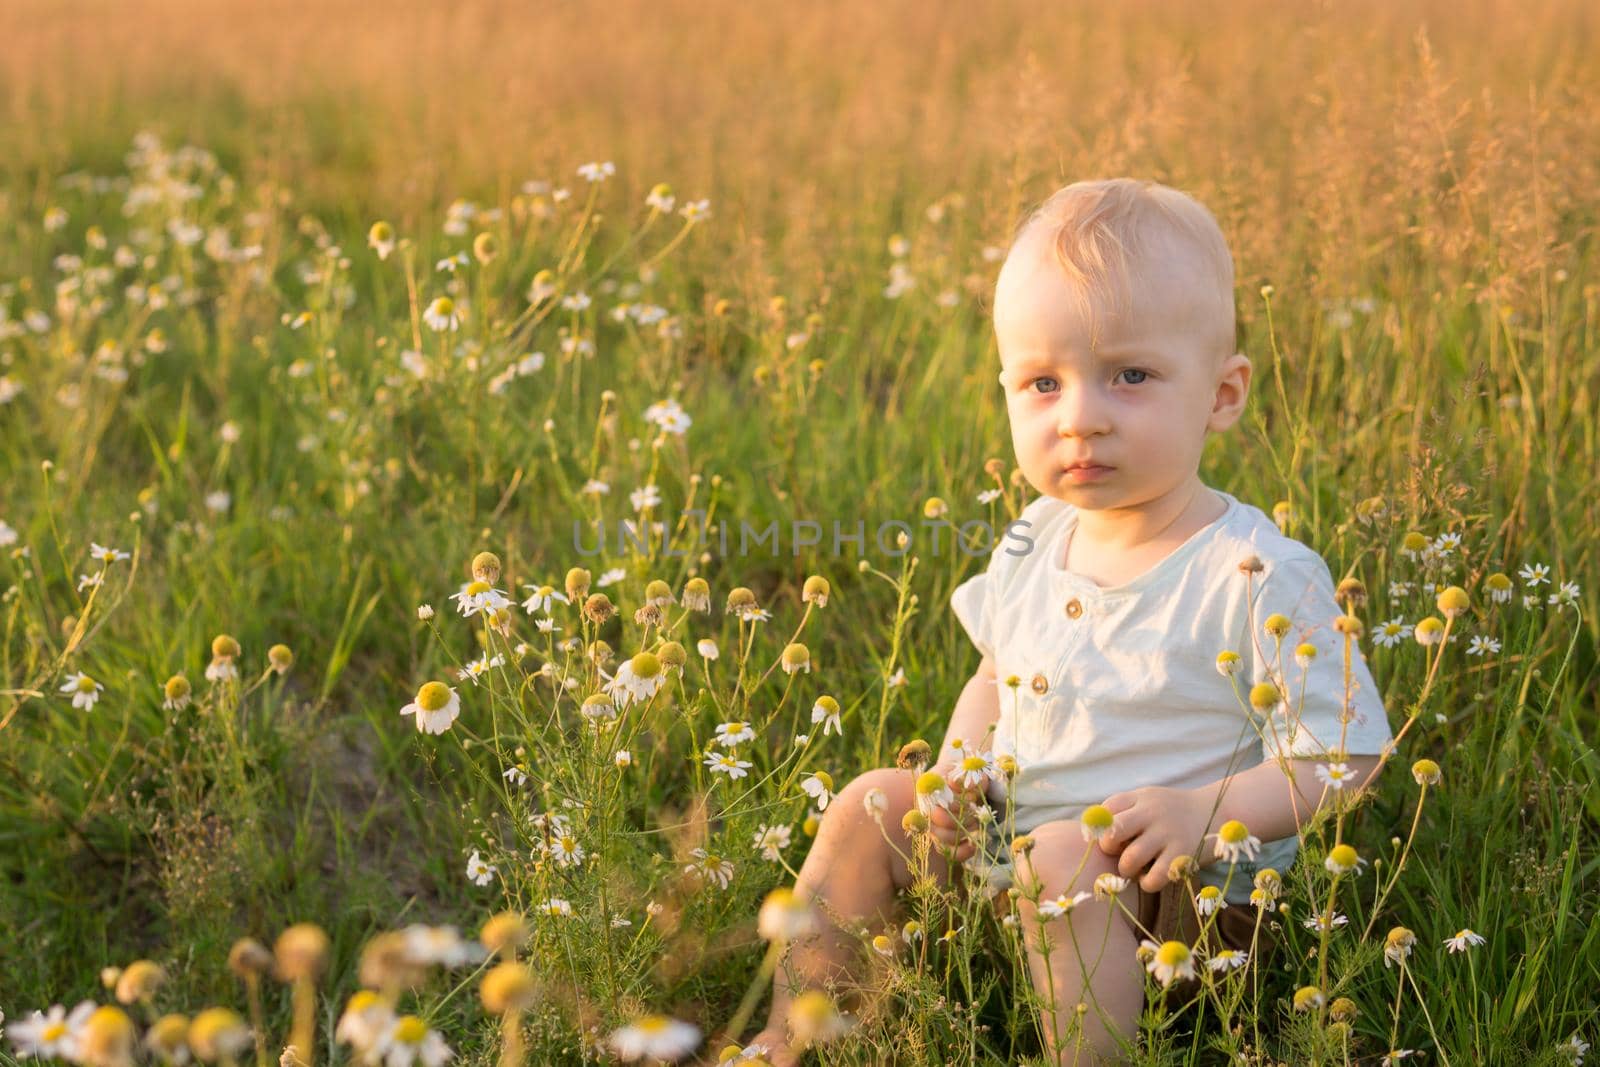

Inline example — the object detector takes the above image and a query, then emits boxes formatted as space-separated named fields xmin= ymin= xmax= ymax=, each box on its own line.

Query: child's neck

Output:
xmin=1061 ymin=479 xmax=1224 ymax=577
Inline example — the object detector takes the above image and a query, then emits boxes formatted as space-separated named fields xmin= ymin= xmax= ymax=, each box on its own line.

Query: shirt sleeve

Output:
xmin=1244 ymin=552 xmax=1393 ymax=760
xmin=950 ymin=505 xmax=1039 ymax=660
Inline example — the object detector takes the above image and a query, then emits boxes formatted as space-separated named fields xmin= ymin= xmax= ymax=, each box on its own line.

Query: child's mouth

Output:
xmin=1063 ymin=465 xmax=1113 ymax=483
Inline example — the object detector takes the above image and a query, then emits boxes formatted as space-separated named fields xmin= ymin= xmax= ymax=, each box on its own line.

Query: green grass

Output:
xmin=0 ymin=91 xmax=1596 ymax=1066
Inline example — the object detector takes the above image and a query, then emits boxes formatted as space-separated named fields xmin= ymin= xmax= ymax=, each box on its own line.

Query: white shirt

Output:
xmin=950 ymin=488 xmax=1393 ymax=902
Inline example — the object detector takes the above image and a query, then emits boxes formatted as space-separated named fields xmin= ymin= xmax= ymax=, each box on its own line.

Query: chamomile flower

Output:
xmin=9 ymin=1002 xmax=96 ymax=1059
xmin=608 ymin=1015 xmax=700 ymax=1063
xmin=503 ymin=765 xmax=528 ymax=786
xmin=629 ymin=483 xmax=661 ymax=511
xmin=752 ymin=824 xmax=792 ymax=862
xmin=1092 ymin=873 xmax=1130 ymax=900
xmin=1374 ymin=617 xmax=1413 ymax=647
xmin=538 ymin=898 xmax=573 ymax=918
xmin=1142 ymin=940 xmax=1197 ymax=988
xmin=1518 ymin=562 xmax=1550 ymax=587
xmin=466 ymin=851 xmax=497 ymax=886
xmin=1315 ymin=762 xmax=1358 ymax=790
xmin=457 ymin=654 xmax=505 ymax=685
xmin=756 ymin=887 xmax=817 ymax=941
xmin=576 ymin=161 xmax=615 ymax=184
xmin=1324 ymin=843 xmax=1366 ymax=875
xmin=78 ymin=572 xmax=104 ymax=592
xmin=161 ymin=674 xmax=191 ymax=711
xmin=704 ymin=752 xmax=752 ymax=779
xmin=520 ymin=584 xmax=570 ymax=615
xmin=546 ymin=834 xmax=586 ymax=869
xmin=915 ymin=767 xmax=947 ymax=819
xmin=1383 ymin=926 xmax=1416 ymax=968
xmin=373 ymin=1015 xmax=452 ymax=1067
xmin=1549 ymin=581 xmax=1581 ymax=610
xmin=1444 ymin=928 xmax=1486 ymax=952
xmin=456 ymin=580 xmax=512 ymax=618
xmin=714 ymin=721 xmax=756 ymax=747
xmin=1302 ymin=910 xmax=1350 ymax=932
xmin=697 ymin=639 xmax=719 ymax=660
xmin=604 ymin=652 xmax=666 ymax=707
xmin=952 ymin=753 xmax=997 ymax=791
xmin=335 ymin=992 xmax=394 ymax=1060
xmin=1467 ymin=635 xmax=1502 ymax=656
xmin=1381 ymin=1050 xmax=1420 ymax=1066
xmin=685 ymin=848 xmax=734 ymax=890
xmin=367 ymin=221 xmax=396 ymax=259
xmin=400 ymin=682 xmax=461 ymax=735
xmin=89 ymin=542 xmax=130 ymax=565
xmin=810 ymin=696 xmax=842 ymax=736
xmin=1483 ymin=572 xmax=1514 ymax=604
xmin=1213 ymin=820 xmax=1261 ymax=864
xmin=1193 ymin=885 xmax=1227 ymax=916
xmin=800 ymin=771 xmax=835 ymax=811
xmin=614 ymin=750 xmax=632 ymax=768
xmin=60 ymin=671 xmax=104 ymax=710
xmin=901 ymin=920 xmax=924 ymax=944
xmin=679 ymin=199 xmax=711 ymax=222
xmin=422 ymin=297 xmax=460 ymax=332
xmin=1206 ymin=948 xmax=1249 ymax=973
xmin=1039 ymin=891 xmax=1092 ymax=919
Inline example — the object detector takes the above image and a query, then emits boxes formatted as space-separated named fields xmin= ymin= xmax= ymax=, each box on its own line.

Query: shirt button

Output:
xmin=1030 ymin=673 xmax=1049 ymax=694
xmin=1065 ymin=597 xmax=1084 ymax=619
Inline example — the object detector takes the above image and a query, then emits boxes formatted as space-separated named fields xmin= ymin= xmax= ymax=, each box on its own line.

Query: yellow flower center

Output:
xmin=1328 ymin=844 xmax=1358 ymax=869
xmin=811 ymin=771 xmax=833 ymax=792
xmin=1080 ymin=804 xmax=1114 ymax=832
xmin=1154 ymin=941 xmax=1191 ymax=967
xmin=914 ymin=770 xmax=946 ymax=796
xmin=465 ymin=580 xmax=490 ymax=596
xmin=43 ymin=1023 xmax=66 ymax=1042
xmin=1218 ymin=819 xmax=1251 ymax=844
xmin=76 ymin=675 xmax=97 ymax=692
xmin=1249 ymin=682 xmax=1280 ymax=711
xmin=630 ymin=651 xmax=662 ymax=678
xmin=636 ymin=1015 xmax=668 ymax=1034
xmin=394 ymin=1016 xmax=428 ymax=1044
xmin=347 ymin=991 xmax=381 ymax=1013
xmin=961 ymin=756 xmax=987 ymax=773
xmin=726 ymin=722 xmax=747 ymax=734
xmin=416 ymin=682 xmax=452 ymax=712
xmin=433 ymin=297 xmax=455 ymax=316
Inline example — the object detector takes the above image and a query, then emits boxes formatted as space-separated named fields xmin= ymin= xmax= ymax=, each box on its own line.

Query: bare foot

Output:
xmin=737 ymin=1027 xmax=800 ymax=1066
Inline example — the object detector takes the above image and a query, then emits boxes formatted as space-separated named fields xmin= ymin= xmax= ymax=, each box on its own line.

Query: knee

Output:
xmin=827 ymin=767 xmax=906 ymax=827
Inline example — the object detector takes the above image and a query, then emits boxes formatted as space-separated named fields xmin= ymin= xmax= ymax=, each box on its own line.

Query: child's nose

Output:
xmin=1054 ymin=385 xmax=1111 ymax=438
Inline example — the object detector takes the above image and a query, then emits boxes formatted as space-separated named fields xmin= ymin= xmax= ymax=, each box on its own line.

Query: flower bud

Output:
xmin=267 ymin=644 xmax=294 ymax=674
xmin=564 ymin=567 xmax=591 ymax=600
xmin=802 ymin=575 xmax=830 ymax=606
xmin=583 ymin=593 xmax=615 ymax=624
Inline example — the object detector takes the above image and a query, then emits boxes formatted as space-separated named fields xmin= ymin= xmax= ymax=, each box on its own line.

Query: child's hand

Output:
xmin=927 ymin=764 xmax=983 ymax=861
xmin=1095 ymin=786 xmax=1212 ymax=894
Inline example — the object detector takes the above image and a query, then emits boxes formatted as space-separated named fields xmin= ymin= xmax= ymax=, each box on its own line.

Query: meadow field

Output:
xmin=1 ymin=0 xmax=1596 ymax=1063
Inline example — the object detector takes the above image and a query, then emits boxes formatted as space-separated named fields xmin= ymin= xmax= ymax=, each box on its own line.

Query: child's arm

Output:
xmin=1196 ymin=751 xmax=1385 ymax=844
xmin=931 ymin=654 xmax=1000 ymax=773
xmin=928 ymin=654 xmax=1000 ymax=863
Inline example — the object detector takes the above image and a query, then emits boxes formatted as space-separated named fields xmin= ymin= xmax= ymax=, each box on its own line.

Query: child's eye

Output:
xmin=1117 ymin=368 xmax=1149 ymax=385
xmin=1029 ymin=377 xmax=1059 ymax=394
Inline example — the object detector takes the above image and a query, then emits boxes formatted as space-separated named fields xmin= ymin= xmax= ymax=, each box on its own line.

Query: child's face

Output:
xmin=993 ymin=225 xmax=1250 ymax=515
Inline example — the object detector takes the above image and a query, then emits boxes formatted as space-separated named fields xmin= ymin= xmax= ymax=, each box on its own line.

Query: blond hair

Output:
xmin=1010 ymin=178 xmax=1236 ymax=359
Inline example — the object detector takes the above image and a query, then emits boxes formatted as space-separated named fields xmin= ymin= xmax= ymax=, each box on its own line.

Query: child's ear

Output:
xmin=1207 ymin=352 xmax=1252 ymax=431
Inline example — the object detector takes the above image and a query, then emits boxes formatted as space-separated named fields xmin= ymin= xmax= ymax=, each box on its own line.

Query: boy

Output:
xmin=745 ymin=179 xmax=1394 ymax=1065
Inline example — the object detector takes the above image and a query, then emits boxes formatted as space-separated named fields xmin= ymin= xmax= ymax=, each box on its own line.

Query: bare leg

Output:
xmin=745 ymin=767 xmax=964 ymax=1065
xmin=1013 ymin=820 xmax=1148 ymax=1067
